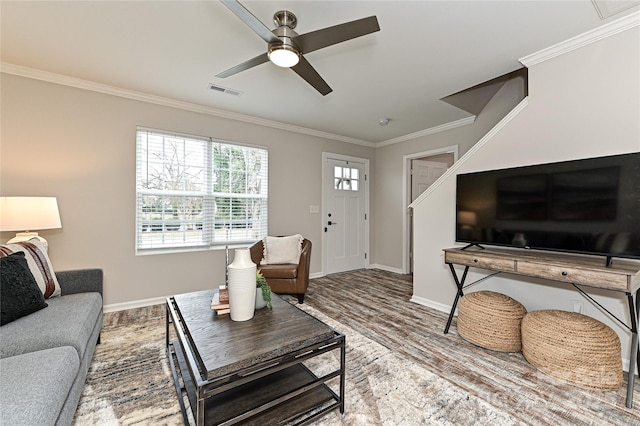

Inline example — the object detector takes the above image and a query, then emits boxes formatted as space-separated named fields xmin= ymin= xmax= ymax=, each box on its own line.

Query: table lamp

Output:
xmin=0 ymin=196 xmax=62 ymax=250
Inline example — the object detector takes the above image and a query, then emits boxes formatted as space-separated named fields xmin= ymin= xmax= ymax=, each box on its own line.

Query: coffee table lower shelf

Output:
xmin=169 ymin=340 xmax=341 ymax=425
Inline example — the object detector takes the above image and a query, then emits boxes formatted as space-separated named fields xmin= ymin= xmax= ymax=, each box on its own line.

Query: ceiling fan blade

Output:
xmin=291 ymin=56 xmax=332 ymax=96
xmin=294 ymin=16 xmax=379 ymax=54
xmin=221 ymin=0 xmax=279 ymax=44
xmin=216 ymin=53 xmax=269 ymax=78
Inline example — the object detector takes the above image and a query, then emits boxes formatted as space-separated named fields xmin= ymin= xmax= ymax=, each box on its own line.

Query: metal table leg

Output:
xmin=636 ymin=289 xmax=640 ymax=376
xmin=340 ymin=339 xmax=346 ymax=414
xmin=444 ymin=264 xmax=468 ymax=334
xmin=626 ymin=291 xmax=639 ymax=409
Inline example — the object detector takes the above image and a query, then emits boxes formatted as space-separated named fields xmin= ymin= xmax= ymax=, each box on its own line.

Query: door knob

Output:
xmin=328 ymin=221 xmax=338 ymax=225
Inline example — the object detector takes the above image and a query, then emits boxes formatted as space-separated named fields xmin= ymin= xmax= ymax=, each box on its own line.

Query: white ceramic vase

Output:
xmin=227 ymin=248 xmax=256 ymax=321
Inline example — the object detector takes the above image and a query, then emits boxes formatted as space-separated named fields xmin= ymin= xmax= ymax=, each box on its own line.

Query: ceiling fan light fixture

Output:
xmin=268 ymin=44 xmax=300 ymax=68
xmin=219 ymin=1 xmax=380 ymax=95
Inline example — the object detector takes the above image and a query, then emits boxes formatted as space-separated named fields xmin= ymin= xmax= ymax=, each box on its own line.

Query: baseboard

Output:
xmin=409 ymin=294 xmax=454 ymax=316
xmin=103 ymin=280 xmax=637 ymax=375
xmin=104 ymin=296 xmax=167 ymax=313
xmin=368 ymin=264 xmax=405 ymax=274
xmin=105 ymin=273 xmax=324 ymax=312
xmin=104 ymin=267 xmax=395 ymax=312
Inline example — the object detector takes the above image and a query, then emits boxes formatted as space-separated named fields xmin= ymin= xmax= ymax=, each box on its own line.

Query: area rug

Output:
xmin=73 ymin=303 xmax=518 ymax=425
xmin=291 ymin=303 xmax=519 ymax=425
xmin=72 ymin=305 xmax=184 ymax=425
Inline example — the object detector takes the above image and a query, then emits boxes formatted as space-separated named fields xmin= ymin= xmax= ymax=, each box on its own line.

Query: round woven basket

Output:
xmin=521 ymin=310 xmax=622 ymax=390
xmin=457 ymin=291 xmax=527 ymax=352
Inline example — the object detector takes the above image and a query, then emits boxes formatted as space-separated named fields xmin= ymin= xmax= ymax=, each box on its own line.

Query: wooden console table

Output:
xmin=443 ymin=246 xmax=640 ymax=408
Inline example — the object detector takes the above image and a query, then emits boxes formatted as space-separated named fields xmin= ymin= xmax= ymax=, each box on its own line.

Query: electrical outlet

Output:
xmin=570 ymin=300 xmax=584 ymax=314
xmin=309 ymin=205 xmax=320 ymax=214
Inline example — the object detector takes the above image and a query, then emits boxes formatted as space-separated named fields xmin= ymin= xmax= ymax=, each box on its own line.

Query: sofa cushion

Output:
xmin=0 ymin=292 xmax=102 ymax=360
xmin=0 ymin=252 xmax=48 ymax=325
xmin=0 ymin=239 xmax=61 ymax=298
xmin=0 ymin=346 xmax=79 ymax=426
xmin=262 ymin=234 xmax=303 ymax=264
xmin=259 ymin=263 xmax=299 ymax=279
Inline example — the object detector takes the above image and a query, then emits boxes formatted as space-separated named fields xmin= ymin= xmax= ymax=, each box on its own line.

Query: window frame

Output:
xmin=135 ymin=128 xmax=268 ymax=254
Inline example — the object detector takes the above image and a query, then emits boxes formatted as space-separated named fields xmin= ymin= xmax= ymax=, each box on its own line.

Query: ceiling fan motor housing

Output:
xmin=271 ymin=26 xmax=300 ymax=49
xmin=273 ymin=10 xmax=297 ymax=29
xmin=269 ymin=16 xmax=301 ymax=66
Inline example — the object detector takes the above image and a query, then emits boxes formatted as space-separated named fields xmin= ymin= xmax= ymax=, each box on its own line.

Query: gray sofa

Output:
xmin=0 ymin=269 xmax=103 ymax=425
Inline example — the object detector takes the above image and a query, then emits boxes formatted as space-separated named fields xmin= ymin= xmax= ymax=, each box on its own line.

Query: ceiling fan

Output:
xmin=216 ymin=0 xmax=380 ymax=96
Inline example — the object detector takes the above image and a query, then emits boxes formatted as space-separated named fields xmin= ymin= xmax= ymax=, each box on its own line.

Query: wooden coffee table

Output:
xmin=166 ymin=289 xmax=345 ymax=425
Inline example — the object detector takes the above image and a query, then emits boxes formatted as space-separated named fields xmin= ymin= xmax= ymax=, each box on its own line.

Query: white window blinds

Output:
xmin=136 ymin=129 xmax=268 ymax=252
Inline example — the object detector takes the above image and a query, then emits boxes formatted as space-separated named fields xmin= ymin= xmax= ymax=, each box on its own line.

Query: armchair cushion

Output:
xmin=249 ymin=238 xmax=312 ymax=303
xmin=262 ymin=234 xmax=303 ymax=264
xmin=259 ymin=264 xmax=298 ymax=279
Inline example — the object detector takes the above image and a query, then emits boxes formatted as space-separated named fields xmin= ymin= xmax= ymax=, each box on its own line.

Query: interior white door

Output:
xmin=409 ymin=159 xmax=449 ymax=272
xmin=411 ymin=160 xmax=448 ymax=202
xmin=325 ymin=158 xmax=366 ymax=274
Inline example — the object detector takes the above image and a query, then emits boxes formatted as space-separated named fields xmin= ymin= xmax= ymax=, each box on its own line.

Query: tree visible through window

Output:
xmin=136 ymin=129 xmax=268 ymax=251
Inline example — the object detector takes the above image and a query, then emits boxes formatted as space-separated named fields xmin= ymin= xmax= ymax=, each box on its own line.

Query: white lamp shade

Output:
xmin=0 ymin=197 xmax=62 ymax=232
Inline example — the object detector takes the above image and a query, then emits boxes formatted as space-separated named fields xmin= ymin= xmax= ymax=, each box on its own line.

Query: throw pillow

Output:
xmin=262 ymin=234 xmax=303 ymax=264
xmin=0 ymin=240 xmax=61 ymax=298
xmin=1 ymin=252 xmax=48 ymax=325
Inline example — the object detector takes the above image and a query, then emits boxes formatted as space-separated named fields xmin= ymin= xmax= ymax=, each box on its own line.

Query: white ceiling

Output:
xmin=1 ymin=1 xmax=638 ymax=145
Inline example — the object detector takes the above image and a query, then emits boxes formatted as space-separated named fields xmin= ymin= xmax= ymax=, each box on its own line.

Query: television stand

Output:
xmin=443 ymin=246 xmax=640 ymax=408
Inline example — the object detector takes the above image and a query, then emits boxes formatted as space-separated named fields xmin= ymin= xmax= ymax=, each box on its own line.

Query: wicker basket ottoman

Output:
xmin=457 ymin=290 xmax=527 ymax=352
xmin=521 ymin=310 xmax=622 ymax=390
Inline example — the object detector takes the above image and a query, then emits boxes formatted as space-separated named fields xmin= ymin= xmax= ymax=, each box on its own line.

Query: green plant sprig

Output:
xmin=256 ymin=270 xmax=272 ymax=309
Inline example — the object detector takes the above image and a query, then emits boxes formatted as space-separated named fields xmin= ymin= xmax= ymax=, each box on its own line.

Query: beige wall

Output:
xmin=0 ymin=74 xmax=374 ymax=306
xmin=3 ymin=21 xmax=636 ymax=316
xmin=373 ymin=76 xmax=526 ymax=271
xmin=412 ymin=27 xmax=639 ymax=364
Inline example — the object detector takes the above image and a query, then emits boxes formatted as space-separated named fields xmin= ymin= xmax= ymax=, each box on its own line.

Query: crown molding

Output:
xmin=0 ymin=62 xmax=376 ymax=148
xmin=376 ymin=116 xmax=476 ymax=148
xmin=520 ymin=10 xmax=639 ymax=67
xmin=3 ymin=12 xmax=638 ymax=150
xmin=409 ymin=97 xmax=528 ymax=209
xmin=1 ymin=62 xmax=480 ymax=149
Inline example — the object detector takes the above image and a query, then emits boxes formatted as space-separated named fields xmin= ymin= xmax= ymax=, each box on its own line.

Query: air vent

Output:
xmin=208 ymin=83 xmax=243 ymax=96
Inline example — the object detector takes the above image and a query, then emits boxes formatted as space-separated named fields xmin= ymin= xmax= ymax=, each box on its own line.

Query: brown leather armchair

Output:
xmin=249 ymin=238 xmax=312 ymax=304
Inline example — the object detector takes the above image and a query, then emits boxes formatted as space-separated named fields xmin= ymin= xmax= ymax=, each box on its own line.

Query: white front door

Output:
xmin=324 ymin=157 xmax=367 ymax=274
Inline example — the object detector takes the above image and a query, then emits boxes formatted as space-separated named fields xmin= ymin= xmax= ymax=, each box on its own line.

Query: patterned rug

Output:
xmin=72 ymin=305 xmax=184 ymax=425
xmin=73 ymin=269 xmax=640 ymax=425
xmin=288 ymin=304 xmax=518 ymax=425
xmin=73 ymin=303 xmax=517 ymax=425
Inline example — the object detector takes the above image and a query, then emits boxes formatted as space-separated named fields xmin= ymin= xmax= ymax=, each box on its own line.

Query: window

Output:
xmin=136 ymin=129 xmax=268 ymax=252
xmin=334 ymin=166 xmax=359 ymax=191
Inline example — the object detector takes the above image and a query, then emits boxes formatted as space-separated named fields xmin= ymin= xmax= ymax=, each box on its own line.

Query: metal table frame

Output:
xmin=166 ymin=296 xmax=346 ymax=425
xmin=443 ymin=248 xmax=639 ymax=409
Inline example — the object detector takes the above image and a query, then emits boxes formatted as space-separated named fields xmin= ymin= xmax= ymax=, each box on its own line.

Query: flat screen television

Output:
xmin=455 ymin=152 xmax=640 ymax=263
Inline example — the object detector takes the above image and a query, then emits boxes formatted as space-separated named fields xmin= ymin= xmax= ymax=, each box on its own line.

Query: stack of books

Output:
xmin=211 ymin=285 xmax=230 ymax=315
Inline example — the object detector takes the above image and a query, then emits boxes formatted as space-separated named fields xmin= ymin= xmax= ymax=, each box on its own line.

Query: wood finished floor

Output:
xmin=303 ymin=269 xmax=640 ymax=425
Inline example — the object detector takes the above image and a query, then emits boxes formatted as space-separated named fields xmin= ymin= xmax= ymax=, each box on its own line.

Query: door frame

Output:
xmin=402 ymin=145 xmax=458 ymax=274
xmin=322 ymin=152 xmax=370 ymax=276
